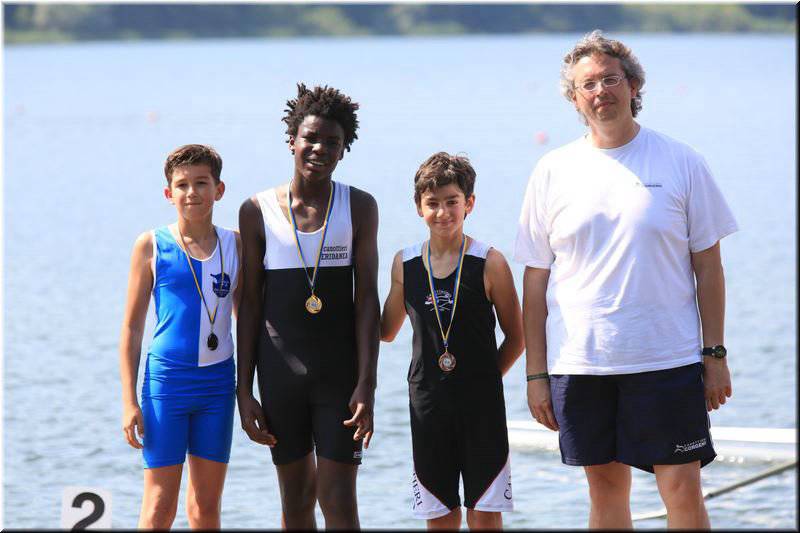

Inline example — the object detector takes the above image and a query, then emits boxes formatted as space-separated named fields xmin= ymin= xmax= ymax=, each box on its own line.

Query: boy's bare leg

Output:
xmin=466 ymin=509 xmax=502 ymax=530
xmin=186 ymin=455 xmax=228 ymax=529
xmin=584 ymin=462 xmax=633 ymax=529
xmin=276 ymin=452 xmax=318 ymax=530
xmin=139 ymin=464 xmax=183 ymax=529
xmin=654 ymin=462 xmax=709 ymax=529
xmin=317 ymin=456 xmax=360 ymax=530
xmin=428 ymin=507 xmax=461 ymax=530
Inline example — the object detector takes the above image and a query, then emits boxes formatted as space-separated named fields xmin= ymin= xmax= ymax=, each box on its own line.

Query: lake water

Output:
xmin=3 ymin=33 xmax=796 ymax=529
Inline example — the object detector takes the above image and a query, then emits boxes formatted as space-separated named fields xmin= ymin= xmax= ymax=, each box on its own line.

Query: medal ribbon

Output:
xmin=288 ymin=181 xmax=335 ymax=296
xmin=178 ymin=226 xmax=224 ymax=328
xmin=423 ymin=236 xmax=467 ymax=353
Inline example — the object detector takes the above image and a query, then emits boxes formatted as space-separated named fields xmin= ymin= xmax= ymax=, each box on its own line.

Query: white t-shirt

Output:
xmin=513 ymin=126 xmax=739 ymax=375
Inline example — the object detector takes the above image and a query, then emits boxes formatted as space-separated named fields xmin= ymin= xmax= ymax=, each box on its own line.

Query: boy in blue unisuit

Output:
xmin=119 ymin=144 xmax=240 ymax=528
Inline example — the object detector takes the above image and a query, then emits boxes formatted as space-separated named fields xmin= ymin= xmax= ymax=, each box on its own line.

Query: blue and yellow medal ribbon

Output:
xmin=422 ymin=236 xmax=467 ymax=355
xmin=288 ymin=181 xmax=335 ymax=300
xmin=178 ymin=226 xmax=224 ymax=348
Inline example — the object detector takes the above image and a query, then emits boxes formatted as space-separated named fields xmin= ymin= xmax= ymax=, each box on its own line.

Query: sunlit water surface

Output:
xmin=3 ymin=34 xmax=796 ymax=528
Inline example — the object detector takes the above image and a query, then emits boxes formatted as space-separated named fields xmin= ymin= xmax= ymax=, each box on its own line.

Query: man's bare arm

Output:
xmin=691 ymin=241 xmax=732 ymax=411
xmin=523 ymin=266 xmax=558 ymax=431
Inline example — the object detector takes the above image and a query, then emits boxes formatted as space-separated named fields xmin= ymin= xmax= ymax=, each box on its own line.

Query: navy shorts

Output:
xmin=550 ymin=362 xmax=716 ymax=473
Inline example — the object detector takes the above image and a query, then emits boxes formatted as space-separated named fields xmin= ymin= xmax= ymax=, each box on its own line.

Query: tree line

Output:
xmin=4 ymin=4 xmax=796 ymax=44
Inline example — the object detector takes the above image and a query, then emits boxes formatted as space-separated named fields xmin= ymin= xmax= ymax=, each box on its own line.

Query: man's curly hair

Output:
xmin=560 ymin=30 xmax=646 ymax=120
xmin=282 ymin=83 xmax=360 ymax=152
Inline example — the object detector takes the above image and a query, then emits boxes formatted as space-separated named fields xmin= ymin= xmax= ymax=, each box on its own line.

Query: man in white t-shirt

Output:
xmin=514 ymin=30 xmax=737 ymax=529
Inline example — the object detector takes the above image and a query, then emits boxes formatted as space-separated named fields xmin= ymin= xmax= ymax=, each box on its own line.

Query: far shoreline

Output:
xmin=5 ymin=29 xmax=797 ymax=48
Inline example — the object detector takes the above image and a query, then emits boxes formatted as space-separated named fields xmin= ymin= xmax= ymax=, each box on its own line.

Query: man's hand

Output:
xmin=527 ymin=380 xmax=559 ymax=431
xmin=122 ymin=402 xmax=144 ymax=449
xmin=237 ymin=392 xmax=277 ymax=446
xmin=344 ymin=383 xmax=375 ymax=448
xmin=703 ymin=357 xmax=732 ymax=411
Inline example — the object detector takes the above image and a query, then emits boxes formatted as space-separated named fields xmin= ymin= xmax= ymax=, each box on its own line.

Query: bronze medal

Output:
xmin=438 ymin=351 xmax=456 ymax=372
xmin=305 ymin=294 xmax=323 ymax=314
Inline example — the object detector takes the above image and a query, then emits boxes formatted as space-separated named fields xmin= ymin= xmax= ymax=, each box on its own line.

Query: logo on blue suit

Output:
xmin=211 ymin=273 xmax=231 ymax=297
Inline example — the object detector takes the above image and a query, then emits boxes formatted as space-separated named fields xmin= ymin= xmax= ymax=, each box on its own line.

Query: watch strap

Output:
xmin=702 ymin=345 xmax=727 ymax=358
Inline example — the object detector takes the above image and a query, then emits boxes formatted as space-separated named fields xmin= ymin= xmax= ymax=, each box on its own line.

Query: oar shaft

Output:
xmin=704 ymin=460 xmax=797 ymax=500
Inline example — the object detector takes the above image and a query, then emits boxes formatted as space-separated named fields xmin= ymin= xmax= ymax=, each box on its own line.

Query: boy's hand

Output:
xmin=344 ymin=383 xmax=374 ymax=449
xmin=527 ymin=380 xmax=559 ymax=431
xmin=122 ymin=403 xmax=144 ymax=449
xmin=237 ymin=393 xmax=277 ymax=447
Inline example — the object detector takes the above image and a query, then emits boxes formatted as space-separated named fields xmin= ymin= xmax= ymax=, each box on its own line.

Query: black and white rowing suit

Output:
xmin=403 ymin=238 xmax=513 ymax=519
xmin=255 ymin=181 xmax=362 ymax=465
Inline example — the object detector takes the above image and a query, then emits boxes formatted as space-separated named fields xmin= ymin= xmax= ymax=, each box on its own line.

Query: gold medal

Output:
xmin=305 ymin=294 xmax=323 ymax=314
xmin=438 ymin=351 xmax=456 ymax=372
xmin=288 ymin=182 xmax=335 ymax=315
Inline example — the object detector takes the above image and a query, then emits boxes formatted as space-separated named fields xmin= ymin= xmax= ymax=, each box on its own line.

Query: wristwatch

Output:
xmin=702 ymin=345 xmax=727 ymax=359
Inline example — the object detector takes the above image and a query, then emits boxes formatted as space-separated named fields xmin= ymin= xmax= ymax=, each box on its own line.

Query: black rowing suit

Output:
xmin=255 ymin=181 xmax=362 ymax=465
xmin=403 ymin=238 xmax=513 ymax=518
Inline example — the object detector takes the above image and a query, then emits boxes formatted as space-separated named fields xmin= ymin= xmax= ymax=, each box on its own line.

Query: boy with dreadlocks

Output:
xmin=236 ymin=83 xmax=380 ymax=529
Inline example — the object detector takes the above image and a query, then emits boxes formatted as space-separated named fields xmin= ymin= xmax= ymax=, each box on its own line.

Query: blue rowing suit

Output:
xmin=141 ymin=225 xmax=238 ymax=468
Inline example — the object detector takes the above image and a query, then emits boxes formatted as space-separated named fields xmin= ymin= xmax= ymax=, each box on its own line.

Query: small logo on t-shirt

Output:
xmin=425 ymin=290 xmax=453 ymax=313
xmin=636 ymin=181 xmax=663 ymax=188
xmin=673 ymin=438 xmax=707 ymax=454
xmin=211 ymin=272 xmax=231 ymax=297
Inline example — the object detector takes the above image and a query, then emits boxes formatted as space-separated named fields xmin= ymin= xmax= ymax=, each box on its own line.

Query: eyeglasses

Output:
xmin=575 ymin=75 xmax=626 ymax=94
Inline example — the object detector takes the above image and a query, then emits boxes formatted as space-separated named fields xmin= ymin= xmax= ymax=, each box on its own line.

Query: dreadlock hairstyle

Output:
xmin=282 ymin=83 xmax=360 ymax=152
